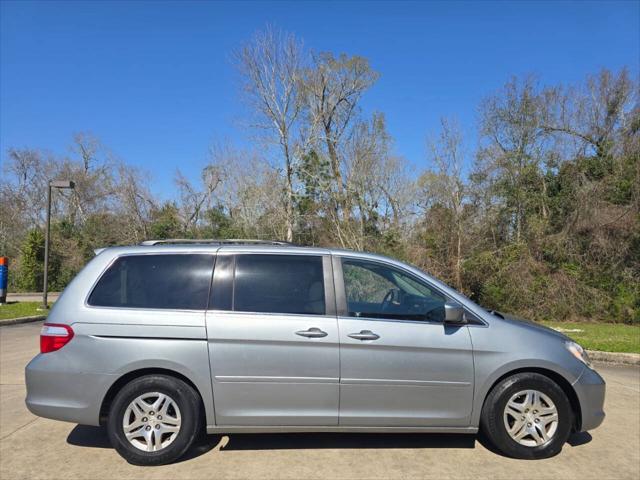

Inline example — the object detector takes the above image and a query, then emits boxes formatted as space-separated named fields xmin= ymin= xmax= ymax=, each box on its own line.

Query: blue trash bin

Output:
xmin=0 ymin=257 xmax=7 ymax=304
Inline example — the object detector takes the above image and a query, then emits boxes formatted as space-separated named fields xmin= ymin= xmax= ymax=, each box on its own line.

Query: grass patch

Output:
xmin=0 ymin=301 xmax=50 ymax=321
xmin=542 ymin=321 xmax=640 ymax=354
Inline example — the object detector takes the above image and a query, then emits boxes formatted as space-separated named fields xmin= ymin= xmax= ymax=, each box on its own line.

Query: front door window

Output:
xmin=342 ymin=259 xmax=446 ymax=322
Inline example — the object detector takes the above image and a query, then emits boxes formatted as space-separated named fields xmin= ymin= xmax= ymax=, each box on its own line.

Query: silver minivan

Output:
xmin=25 ymin=239 xmax=605 ymax=465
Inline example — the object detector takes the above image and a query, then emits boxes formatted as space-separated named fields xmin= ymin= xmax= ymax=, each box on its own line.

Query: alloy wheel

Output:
xmin=122 ymin=392 xmax=182 ymax=452
xmin=503 ymin=389 xmax=559 ymax=447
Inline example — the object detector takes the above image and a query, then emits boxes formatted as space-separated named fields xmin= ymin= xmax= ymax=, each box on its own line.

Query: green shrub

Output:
xmin=16 ymin=229 xmax=45 ymax=292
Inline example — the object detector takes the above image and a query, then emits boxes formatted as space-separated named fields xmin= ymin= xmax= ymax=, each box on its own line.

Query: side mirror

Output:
xmin=444 ymin=300 xmax=466 ymax=324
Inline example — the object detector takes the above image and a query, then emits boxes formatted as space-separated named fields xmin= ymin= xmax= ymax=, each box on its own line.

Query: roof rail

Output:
xmin=140 ymin=239 xmax=294 ymax=246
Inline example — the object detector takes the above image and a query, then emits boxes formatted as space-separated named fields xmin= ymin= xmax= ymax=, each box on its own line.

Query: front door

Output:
xmin=335 ymin=256 xmax=474 ymax=427
xmin=206 ymin=251 xmax=339 ymax=426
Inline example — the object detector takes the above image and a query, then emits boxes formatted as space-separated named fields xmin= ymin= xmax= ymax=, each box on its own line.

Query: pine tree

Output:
xmin=17 ymin=229 xmax=45 ymax=292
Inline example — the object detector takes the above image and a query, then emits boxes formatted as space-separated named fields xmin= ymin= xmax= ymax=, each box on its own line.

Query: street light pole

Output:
xmin=41 ymin=180 xmax=75 ymax=309
xmin=42 ymin=183 xmax=52 ymax=309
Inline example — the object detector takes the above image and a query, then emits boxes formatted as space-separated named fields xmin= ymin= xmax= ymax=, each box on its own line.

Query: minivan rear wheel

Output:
xmin=480 ymin=372 xmax=573 ymax=459
xmin=107 ymin=374 xmax=202 ymax=465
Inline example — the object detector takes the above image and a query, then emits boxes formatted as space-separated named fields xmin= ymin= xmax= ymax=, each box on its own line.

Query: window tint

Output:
xmin=342 ymin=259 xmax=446 ymax=321
xmin=88 ymin=254 xmax=214 ymax=310
xmin=209 ymin=254 xmax=233 ymax=311
xmin=234 ymin=255 xmax=325 ymax=315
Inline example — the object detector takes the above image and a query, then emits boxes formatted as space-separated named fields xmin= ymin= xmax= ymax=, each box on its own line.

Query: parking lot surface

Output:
xmin=1 ymin=321 xmax=639 ymax=480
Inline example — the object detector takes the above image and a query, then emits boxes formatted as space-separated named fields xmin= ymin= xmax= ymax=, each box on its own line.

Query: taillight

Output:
xmin=40 ymin=323 xmax=74 ymax=353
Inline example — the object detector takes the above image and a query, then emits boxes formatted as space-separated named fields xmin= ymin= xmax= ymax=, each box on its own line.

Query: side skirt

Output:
xmin=206 ymin=425 xmax=478 ymax=434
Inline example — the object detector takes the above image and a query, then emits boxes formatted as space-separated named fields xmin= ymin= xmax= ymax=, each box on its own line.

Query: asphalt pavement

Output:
xmin=1 ymin=321 xmax=639 ymax=480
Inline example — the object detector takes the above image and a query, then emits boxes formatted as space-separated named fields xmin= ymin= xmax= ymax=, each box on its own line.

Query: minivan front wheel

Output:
xmin=107 ymin=375 xmax=202 ymax=465
xmin=480 ymin=372 xmax=573 ymax=459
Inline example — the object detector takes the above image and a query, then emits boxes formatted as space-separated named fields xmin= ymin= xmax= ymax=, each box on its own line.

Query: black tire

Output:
xmin=480 ymin=372 xmax=573 ymax=459
xmin=107 ymin=374 xmax=203 ymax=466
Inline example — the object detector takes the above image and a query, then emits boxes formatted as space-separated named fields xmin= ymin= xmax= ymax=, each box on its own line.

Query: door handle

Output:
xmin=295 ymin=327 xmax=328 ymax=338
xmin=348 ymin=330 xmax=380 ymax=341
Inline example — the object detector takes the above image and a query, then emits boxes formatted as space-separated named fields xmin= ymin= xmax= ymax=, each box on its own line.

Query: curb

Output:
xmin=6 ymin=292 xmax=60 ymax=297
xmin=588 ymin=350 xmax=640 ymax=366
xmin=0 ymin=315 xmax=46 ymax=326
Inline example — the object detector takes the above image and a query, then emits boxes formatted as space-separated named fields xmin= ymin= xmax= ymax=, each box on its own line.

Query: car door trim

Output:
xmin=340 ymin=378 xmax=471 ymax=387
xmin=338 ymin=314 xmax=447 ymax=327
xmin=214 ymin=375 xmax=337 ymax=383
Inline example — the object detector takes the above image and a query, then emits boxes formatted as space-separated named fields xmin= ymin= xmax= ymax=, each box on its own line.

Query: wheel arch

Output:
xmin=99 ymin=368 xmax=206 ymax=426
xmin=479 ymin=367 xmax=582 ymax=431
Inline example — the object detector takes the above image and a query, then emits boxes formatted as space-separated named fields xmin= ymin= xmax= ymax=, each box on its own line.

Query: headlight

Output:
xmin=566 ymin=341 xmax=592 ymax=368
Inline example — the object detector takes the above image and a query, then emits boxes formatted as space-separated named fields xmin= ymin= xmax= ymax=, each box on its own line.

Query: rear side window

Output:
xmin=88 ymin=254 xmax=214 ymax=310
xmin=233 ymin=254 xmax=325 ymax=315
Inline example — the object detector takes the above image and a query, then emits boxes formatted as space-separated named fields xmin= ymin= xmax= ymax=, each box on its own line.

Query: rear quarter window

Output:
xmin=88 ymin=254 xmax=214 ymax=310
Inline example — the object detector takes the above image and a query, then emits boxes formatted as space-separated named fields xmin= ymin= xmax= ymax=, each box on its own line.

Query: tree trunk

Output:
xmin=455 ymin=220 xmax=462 ymax=291
xmin=324 ymin=124 xmax=349 ymax=221
xmin=284 ymin=142 xmax=294 ymax=243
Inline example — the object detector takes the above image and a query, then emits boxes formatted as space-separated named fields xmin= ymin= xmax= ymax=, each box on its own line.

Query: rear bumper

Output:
xmin=25 ymin=353 xmax=116 ymax=426
xmin=573 ymin=366 xmax=606 ymax=432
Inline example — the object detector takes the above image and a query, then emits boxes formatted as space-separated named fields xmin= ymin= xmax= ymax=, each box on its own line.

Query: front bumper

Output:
xmin=573 ymin=365 xmax=606 ymax=431
xmin=25 ymin=353 xmax=116 ymax=426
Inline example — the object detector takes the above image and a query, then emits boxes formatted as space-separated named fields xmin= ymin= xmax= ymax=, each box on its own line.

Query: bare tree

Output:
xmin=175 ymin=165 xmax=222 ymax=235
xmin=61 ymin=133 xmax=118 ymax=224
xmin=543 ymin=68 xmax=637 ymax=159
xmin=236 ymin=26 xmax=304 ymax=242
xmin=301 ymin=53 xmax=379 ymax=221
xmin=116 ymin=164 xmax=156 ymax=242
xmin=476 ymin=76 xmax=551 ymax=243
xmin=205 ymin=142 xmax=290 ymax=240
xmin=2 ymin=148 xmax=54 ymax=226
xmin=421 ymin=118 xmax=467 ymax=289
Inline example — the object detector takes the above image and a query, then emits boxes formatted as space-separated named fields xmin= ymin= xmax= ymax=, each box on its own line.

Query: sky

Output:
xmin=1 ymin=0 xmax=638 ymax=197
